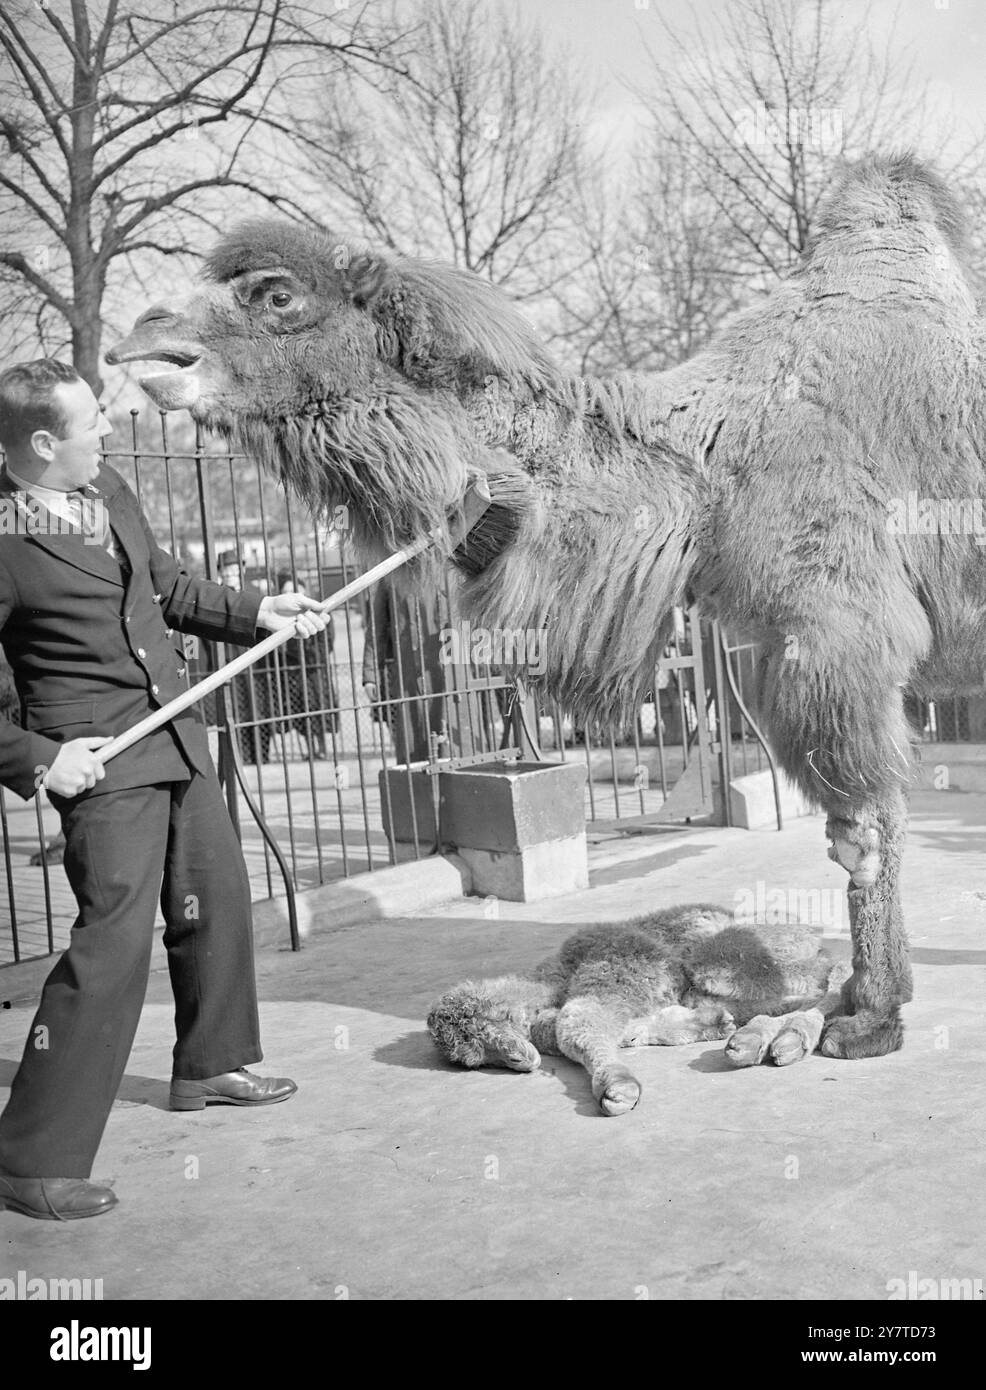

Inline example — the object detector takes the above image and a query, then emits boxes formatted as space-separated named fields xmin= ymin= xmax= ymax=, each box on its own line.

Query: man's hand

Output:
xmin=257 ymin=594 xmax=329 ymax=639
xmin=43 ymin=737 xmax=113 ymax=796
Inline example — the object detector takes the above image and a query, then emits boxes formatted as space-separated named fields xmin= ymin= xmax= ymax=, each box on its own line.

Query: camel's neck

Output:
xmin=237 ymin=368 xmax=705 ymax=724
xmin=455 ymin=371 xmax=705 ymax=722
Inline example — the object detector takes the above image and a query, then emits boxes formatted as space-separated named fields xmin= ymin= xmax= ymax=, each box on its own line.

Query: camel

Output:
xmin=105 ymin=152 xmax=986 ymax=1063
xmin=426 ymin=905 xmax=850 ymax=1115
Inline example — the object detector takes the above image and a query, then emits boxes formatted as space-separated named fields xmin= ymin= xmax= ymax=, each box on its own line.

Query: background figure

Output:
xmin=216 ymin=549 xmax=272 ymax=764
xmin=362 ymin=576 xmax=447 ymax=764
xmin=275 ymin=571 xmax=338 ymax=760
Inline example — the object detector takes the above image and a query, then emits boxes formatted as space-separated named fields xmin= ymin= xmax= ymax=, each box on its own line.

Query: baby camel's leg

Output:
xmin=554 ymin=997 xmax=642 ymax=1117
xmin=622 ymin=1001 xmax=736 ymax=1047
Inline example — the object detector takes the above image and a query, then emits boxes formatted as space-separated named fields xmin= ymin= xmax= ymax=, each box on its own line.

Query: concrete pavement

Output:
xmin=0 ymin=786 xmax=983 ymax=1300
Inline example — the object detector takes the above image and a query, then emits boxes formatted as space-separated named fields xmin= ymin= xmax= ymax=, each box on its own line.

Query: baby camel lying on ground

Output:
xmin=428 ymin=905 xmax=849 ymax=1116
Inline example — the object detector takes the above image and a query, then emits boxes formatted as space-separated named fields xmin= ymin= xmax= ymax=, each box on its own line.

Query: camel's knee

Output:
xmin=826 ymin=814 xmax=882 ymax=888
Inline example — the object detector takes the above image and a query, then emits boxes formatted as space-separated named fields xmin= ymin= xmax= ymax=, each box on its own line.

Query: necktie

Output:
xmin=66 ymin=489 xmax=111 ymax=549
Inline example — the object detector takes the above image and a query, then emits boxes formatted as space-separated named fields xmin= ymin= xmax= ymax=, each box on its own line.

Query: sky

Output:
xmin=518 ymin=0 xmax=986 ymax=158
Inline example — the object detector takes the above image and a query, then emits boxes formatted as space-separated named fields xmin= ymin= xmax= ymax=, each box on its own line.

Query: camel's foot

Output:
xmin=819 ymin=1009 xmax=903 ymax=1059
xmin=826 ymin=816 xmax=881 ymax=888
xmin=724 ymin=1006 xmax=825 ymax=1068
xmin=591 ymin=1065 xmax=642 ymax=1117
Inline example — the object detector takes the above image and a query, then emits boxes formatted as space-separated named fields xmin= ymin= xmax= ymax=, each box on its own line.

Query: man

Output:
xmin=216 ymin=549 xmax=245 ymax=590
xmin=215 ymin=547 xmax=274 ymax=765
xmin=0 ymin=358 xmax=328 ymax=1221
xmin=361 ymin=575 xmax=447 ymax=764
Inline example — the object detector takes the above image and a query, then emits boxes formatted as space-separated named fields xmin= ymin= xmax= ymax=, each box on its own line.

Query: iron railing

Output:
xmin=6 ymin=408 xmax=976 ymax=965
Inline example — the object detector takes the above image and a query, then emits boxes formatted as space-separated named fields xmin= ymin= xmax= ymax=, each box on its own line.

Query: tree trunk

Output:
xmin=71 ymin=309 xmax=104 ymax=396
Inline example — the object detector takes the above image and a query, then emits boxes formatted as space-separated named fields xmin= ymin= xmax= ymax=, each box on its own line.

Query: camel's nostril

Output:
xmin=135 ymin=303 xmax=176 ymax=328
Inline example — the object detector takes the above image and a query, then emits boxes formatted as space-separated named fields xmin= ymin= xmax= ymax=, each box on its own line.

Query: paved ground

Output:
xmin=0 ymin=786 xmax=983 ymax=1301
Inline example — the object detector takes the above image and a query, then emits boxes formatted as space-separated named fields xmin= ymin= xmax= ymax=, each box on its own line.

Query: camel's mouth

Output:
xmin=135 ymin=349 xmax=201 ymax=371
xmin=104 ymin=334 xmax=205 ymax=410
xmin=135 ymin=359 xmax=202 ymax=410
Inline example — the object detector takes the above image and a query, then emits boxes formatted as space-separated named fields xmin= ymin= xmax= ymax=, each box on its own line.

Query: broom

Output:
xmin=93 ymin=477 xmax=492 ymax=768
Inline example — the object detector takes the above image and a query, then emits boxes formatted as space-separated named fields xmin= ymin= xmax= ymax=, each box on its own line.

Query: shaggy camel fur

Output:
xmin=427 ymin=905 xmax=849 ymax=1115
xmin=106 ymin=152 xmax=986 ymax=1063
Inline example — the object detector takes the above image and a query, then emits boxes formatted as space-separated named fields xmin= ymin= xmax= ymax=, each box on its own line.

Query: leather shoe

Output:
xmin=0 ymin=1171 xmax=117 ymax=1222
xmin=170 ymin=1067 xmax=298 ymax=1111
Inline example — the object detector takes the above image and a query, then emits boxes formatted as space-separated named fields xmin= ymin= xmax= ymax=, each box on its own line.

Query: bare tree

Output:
xmin=0 ymin=0 xmax=407 ymax=391
xmin=291 ymin=0 xmax=591 ymax=305
xmin=550 ymin=137 xmax=748 ymax=376
xmin=636 ymin=0 xmax=963 ymax=281
xmin=553 ymin=0 xmax=984 ymax=376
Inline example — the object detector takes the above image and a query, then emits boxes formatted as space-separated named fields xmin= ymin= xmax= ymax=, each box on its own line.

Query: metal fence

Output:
xmin=4 ymin=409 xmax=978 ymax=966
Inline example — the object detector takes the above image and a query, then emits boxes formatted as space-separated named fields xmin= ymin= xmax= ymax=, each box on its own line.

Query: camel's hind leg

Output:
xmin=554 ymin=997 xmax=642 ymax=1117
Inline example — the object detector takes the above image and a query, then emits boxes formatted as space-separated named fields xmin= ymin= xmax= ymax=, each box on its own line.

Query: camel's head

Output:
xmin=104 ymin=221 xmax=395 ymax=423
xmin=427 ymin=987 xmax=541 ymax=1073
xmin=106 ymin=220 xmax=555 ymax=550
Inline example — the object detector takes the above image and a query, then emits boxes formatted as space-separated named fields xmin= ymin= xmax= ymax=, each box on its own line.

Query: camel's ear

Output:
xmin=340 ymin=252 xmax=394 ymax=309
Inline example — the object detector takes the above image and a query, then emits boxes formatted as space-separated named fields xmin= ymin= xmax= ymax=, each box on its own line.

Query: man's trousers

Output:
xmin=0 ymin=768 xmax=261 ymax=1178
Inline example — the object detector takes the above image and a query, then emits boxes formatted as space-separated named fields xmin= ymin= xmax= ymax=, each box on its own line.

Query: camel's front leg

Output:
xmin=822 ymin=788 xmax=912 ymax=1058
xmin=554 ymin=997 xmax=642 ymax=1116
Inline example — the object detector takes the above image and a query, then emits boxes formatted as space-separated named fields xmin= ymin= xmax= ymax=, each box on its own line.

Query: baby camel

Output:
xmin=427 ymin=905 xmax=848 ymax=1115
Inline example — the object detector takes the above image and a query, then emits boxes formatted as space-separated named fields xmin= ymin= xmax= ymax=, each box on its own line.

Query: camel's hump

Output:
xmin=811 ymin=151 xmax=966 ymax=255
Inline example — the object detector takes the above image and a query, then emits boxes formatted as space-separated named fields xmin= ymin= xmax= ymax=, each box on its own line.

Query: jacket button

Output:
xmin=137 ymin=647 xmax=147 ymax=657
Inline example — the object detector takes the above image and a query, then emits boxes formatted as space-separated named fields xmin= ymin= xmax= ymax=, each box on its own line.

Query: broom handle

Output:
xmin=94 ymin=479 xmax=491 ymax=767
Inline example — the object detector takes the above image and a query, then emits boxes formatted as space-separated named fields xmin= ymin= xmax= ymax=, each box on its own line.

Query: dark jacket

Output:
xmin=0 ymin=462 xmax=262 ymax=800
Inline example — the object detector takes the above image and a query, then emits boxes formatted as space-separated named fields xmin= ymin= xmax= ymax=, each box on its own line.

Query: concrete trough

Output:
xmin=380 ymin=760 xmax=589 ymax=901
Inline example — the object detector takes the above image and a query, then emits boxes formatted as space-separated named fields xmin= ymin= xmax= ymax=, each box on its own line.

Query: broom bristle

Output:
xmin=452 ymin=460 xmax=535 ymax=575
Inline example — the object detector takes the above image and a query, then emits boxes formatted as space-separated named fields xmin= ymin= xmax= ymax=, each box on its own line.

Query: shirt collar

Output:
xmin=3 ymin=465 xmax=92 ymax=501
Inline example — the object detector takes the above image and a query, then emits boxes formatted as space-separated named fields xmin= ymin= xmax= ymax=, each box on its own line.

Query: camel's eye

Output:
xmin=269 ymin=291 xmax=293 ymax=309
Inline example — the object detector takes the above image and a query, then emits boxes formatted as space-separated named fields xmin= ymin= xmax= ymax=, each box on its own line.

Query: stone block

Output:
xmin=729 ymin=768 xmax=814 ymax=830
xmin=438 ymin=760 xmax=586 ymax=852
xmin=456 ymin=834 xmax=589 ymax=902
xmin=379 ymin=760 xmax=589 ymax=901
xmin=378 ymin=767 xmax=438 ymax=847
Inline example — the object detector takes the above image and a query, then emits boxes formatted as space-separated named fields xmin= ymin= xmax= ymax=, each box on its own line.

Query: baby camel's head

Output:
xmin=427 ymin=984 xmax=540 ymax=1072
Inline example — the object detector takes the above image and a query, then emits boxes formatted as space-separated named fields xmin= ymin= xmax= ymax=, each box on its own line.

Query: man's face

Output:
xmin=40 ymin=378 xmax=112 ymax=490
xmin=220 ymin=563 xmax=242 ymax=590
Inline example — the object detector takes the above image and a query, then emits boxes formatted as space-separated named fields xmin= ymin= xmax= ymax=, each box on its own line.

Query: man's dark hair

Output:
xmin=0 ymin=358 xmax=82 ymax=451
